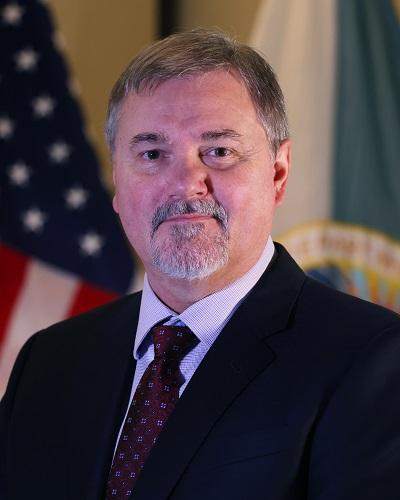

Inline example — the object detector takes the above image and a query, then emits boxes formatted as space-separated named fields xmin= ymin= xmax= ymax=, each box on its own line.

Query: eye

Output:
xmin=142 ymin=150 xmax=160 ymax=160
xmin=200 ymin=146 xmax=239 ymax=169
xmin=209 ymin=147 xmax=231 ymax=157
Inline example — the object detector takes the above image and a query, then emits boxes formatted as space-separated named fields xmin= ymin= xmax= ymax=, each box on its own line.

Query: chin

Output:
xmin=150 ymin=223 xmax=229 ymax=281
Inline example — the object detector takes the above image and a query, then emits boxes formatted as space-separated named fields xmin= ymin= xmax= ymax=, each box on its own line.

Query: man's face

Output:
xmin=112 ymin=70 xmax=290 ymax=285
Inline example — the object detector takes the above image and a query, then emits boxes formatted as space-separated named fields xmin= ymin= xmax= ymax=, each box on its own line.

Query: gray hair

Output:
xmin=105 ymin=28 xmax=289 ymax=156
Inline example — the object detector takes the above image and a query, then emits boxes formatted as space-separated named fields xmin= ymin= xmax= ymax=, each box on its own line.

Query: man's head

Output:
xmin=108 ymin=29 xmax=291 ymax=296
xmin=106 ymin=29 xmax=288 ymax=157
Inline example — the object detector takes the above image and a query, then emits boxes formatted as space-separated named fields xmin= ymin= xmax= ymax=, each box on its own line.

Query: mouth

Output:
xmin=151 ymin=199 xmax=229 ymax=238
xmin=163 ymin=213 xmax=213 ymax=224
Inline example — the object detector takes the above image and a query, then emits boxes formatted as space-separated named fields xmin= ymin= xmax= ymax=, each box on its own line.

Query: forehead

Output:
xmin=117 ymin=71 xmax=261 ymax=131
xmin=113 ymin=71 xmax=261 ymax=145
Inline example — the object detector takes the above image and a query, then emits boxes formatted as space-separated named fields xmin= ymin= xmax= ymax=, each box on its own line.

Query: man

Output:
xmin=1 ymin=29 xmax=400 ymax=500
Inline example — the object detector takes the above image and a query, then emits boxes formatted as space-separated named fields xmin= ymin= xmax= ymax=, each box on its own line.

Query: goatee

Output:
xmin=150 ymin=199 xmax=229 ymax=280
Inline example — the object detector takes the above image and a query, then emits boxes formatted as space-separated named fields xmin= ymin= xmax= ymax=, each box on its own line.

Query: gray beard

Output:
xmin=150 ymin=222 xmax=229 ymax=280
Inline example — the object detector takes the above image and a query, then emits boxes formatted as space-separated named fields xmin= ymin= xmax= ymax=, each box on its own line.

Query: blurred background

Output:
xmin=1 ymin=0 xmax=399 ymax=394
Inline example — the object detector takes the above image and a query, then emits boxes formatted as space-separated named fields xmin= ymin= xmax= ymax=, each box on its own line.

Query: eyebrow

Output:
xmin=129 ymin=132 xmax=170 ymax=147
xmin=201 ymin=129 xmax=242 ymax=141
xmin=129 ymin=128 xmax=242 ymax=148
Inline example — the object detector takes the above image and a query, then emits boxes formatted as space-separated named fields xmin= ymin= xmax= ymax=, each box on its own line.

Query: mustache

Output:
xmin=151 ymin=199 xmax=228 ymax=237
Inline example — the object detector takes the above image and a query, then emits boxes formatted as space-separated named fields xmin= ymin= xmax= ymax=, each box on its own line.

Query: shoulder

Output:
xmin=300 ymin=275 xmax=400 ymax=333
xmin=41 ymin=290 xmax=142 ymax=334
xmin=287 ymin=276 xmax=400 ymax=383
xmin=270 ymin=241 xmax=400 ymax=333
xmin=20 ymin=291 xmax=142 ymax=365
xmin=260 ymin=243 xmax=400 ymax=364
xmin=1 ymin=291 xmax=142 ymax=408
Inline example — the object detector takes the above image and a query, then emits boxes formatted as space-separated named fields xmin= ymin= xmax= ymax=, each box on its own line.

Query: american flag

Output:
xmin=0 ymin=0 xmax=135 ymax=395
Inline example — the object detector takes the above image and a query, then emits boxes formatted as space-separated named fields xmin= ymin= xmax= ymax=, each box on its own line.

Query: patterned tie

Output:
xmin=105 ymin=324 xmax=198 ymax=499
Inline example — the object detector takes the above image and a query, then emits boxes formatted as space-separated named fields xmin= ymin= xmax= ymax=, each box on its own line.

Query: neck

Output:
xmin=147 ymin=274 xmax=228 ymax=313
xmin=146 ymin=249 xmax=265 ymax=313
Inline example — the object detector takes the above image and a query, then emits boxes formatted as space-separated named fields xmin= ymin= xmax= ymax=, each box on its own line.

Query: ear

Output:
xmin=112 ymin=167 xmax=119 ymax=213
xmin=272 ymin=139 xmax=291 ymax=207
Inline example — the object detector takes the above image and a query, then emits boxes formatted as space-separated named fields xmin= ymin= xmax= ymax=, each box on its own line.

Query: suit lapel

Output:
xmin=132 ymin=244 xmax=306 ymax=500
xmin=66 ymin=293 xmax=141 ymax=499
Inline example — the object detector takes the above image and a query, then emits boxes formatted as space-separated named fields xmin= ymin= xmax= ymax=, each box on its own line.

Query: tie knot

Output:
xmin=151 ymin=324 xmax=198 ymax=361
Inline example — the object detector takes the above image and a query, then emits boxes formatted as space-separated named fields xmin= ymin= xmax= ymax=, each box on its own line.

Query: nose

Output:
xmin=169 ymin=154 xmax=210 ymax=200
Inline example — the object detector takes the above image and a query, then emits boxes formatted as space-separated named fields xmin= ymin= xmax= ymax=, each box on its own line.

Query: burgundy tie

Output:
xmin=105 ymin=324 xmax=198 ymax=499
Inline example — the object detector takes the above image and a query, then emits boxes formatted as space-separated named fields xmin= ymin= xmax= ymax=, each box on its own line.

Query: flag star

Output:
xmin=15 ymin=48 xmax=39 ymax=71
xmin=1 ymin=3 xmax=24 ymax=25
xmin=22 ymin=207 xmax=47 ymax=232
xmin=65 ymin=186 xmax=89 ymax=209
xmin=0 ymin=116 xmax=15 ymax=139
xmin=32 ymin=95 xmax=55 ymax=118
xmin=79 ymin=232 xmax=104 ymax=256
xmin=48 ymin=141 xmax=71 ymax=163
xmin=8 ymin=161 xmax=31 ymax=186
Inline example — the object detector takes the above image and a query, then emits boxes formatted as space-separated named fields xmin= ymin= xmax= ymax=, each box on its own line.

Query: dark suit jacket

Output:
xmin=1 ymin=244 xmax=400 ymax=500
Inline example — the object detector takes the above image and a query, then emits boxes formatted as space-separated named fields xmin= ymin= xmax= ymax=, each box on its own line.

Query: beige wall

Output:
xmin=181 ymin=0 xmax=262 ymax=40
xmin=48 ymin=0 xmax=157 ymax=184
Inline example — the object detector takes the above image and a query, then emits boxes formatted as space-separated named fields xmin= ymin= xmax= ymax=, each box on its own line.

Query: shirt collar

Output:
xmin=134 ymin=237 xmax=275 ymax=359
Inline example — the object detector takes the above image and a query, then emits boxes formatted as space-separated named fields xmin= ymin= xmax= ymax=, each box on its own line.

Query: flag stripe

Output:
xmin=250 ymin=0 xmax=336 ymax=237
xmin=0 ymin=257 xmax=80 ymax=394
xmin=67 ymin=282 xmax=118 ymax=318
xmin=334 ymin=0 xmax=400 ymax=240
xmin=0 ymin=244 xmax=29 ymax=349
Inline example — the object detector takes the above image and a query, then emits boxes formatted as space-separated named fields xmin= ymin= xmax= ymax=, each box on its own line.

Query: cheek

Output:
xmin=114 ymin=169 xmax=145 ymax=215
xmin=115 ymin=196 xmax=151 ymax=258
xmin=114 ymin=181 xmax=160 ymax=242
xmin=118 ymin=192 xmax=146 ymax=226
xmin=224 ymin=172 xmax=271 ymax=212
xmin=223 ymin=177 xmax=274 ymax=231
